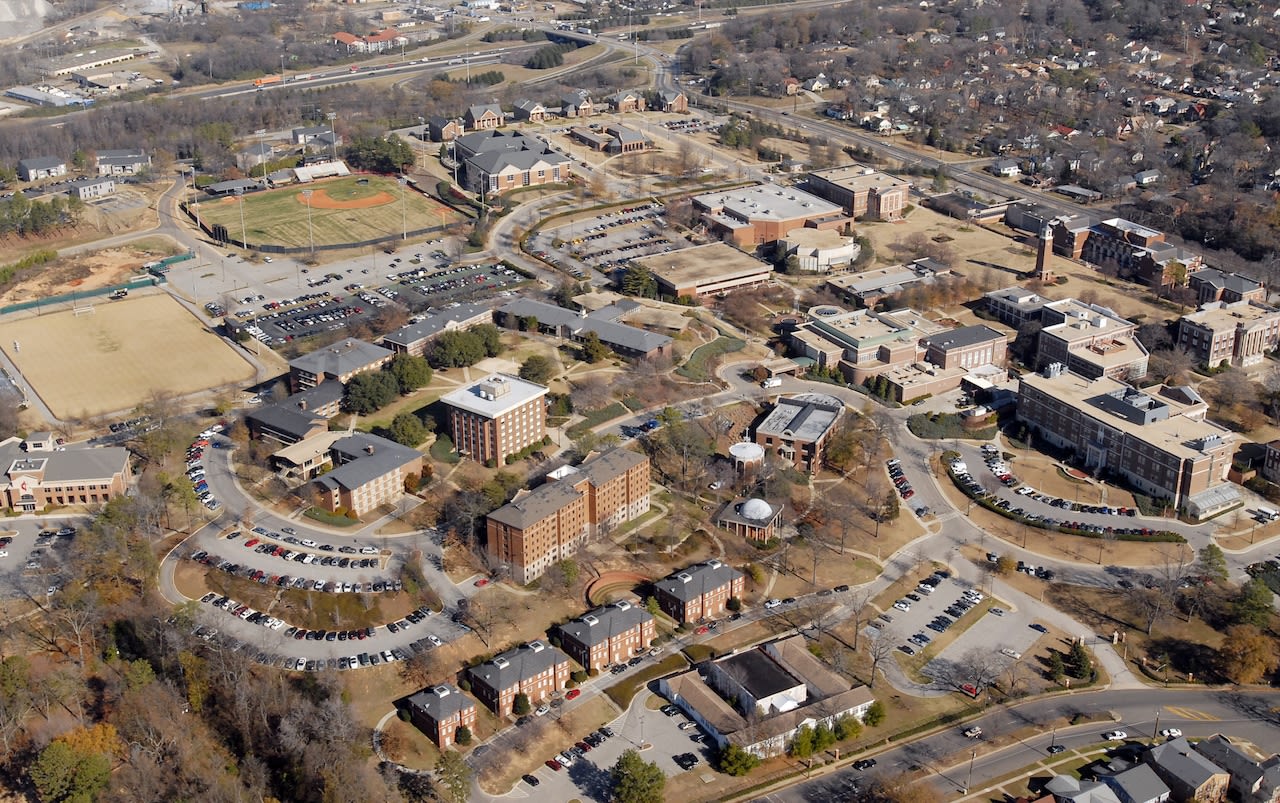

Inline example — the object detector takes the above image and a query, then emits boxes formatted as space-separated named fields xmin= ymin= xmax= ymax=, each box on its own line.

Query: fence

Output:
xmin=0 ymin=274 xmax=166 ymax=317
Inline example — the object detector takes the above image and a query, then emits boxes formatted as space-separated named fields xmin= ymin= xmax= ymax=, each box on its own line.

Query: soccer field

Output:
xmin=0 ymin=293 xmax=256 ymax=419
xmin=195 ymin=175 xmax=465 ymax=249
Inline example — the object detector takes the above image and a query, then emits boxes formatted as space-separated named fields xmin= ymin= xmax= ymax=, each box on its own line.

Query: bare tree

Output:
xmin=866 ymin=631 xmax=895 ymax=689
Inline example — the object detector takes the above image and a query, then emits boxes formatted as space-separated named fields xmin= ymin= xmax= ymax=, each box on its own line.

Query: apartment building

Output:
xmin=1016 ymin=365 xmax=1237 ymax=517
xmin=466 ymin=640 xmax=571 ymax=717
xmin=486 ymin=449 xmax=649 ymax=583
xmin=804 ymin=164 xmax=910 ymax=221
xmin=1177 ymin=300 xmax=1280 ymax=369
xmin=556 ymin=601 xmax=655 ymax=671
xmin=440 ymin=374 xmax=548 ymax=465
xmin=654 ymin=559 xmax=746 ymax=624
xmin=1037 ymin=299 xmax=1149 ymax=381
xmin=406 ymin=684 xmax=477 ymax=749
xmin=310 ymin=433 xmax=423 ymax=516
xmin=288 ymin=338 xmax=393 ymax=393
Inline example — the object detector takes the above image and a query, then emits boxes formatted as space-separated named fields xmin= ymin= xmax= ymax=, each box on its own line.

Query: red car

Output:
xmin=545 ymin=759 xmax=562 ymax=771
xmin=474 ymin=578 xmax=490 ymax=587
xmin=565 ymin=689 xmax=581 ymax=701
xmin=244 ymin=539 xmax=259 ymax=548
xmin=695 ymin=625 xmax=709 ymax=635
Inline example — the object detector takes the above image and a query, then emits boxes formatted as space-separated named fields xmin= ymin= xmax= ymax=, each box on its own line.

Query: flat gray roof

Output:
xmin=439 ymin=373 xmax=548 ymax=419
xmin=755 ymin=394 xmax=842 ymax=442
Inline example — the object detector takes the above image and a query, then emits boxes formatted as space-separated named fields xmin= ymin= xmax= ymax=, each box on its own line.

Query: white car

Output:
xmin=1103 ymin=730 xmax=1128 ymax=741
xmin=764 ymin=599 xmax=782 ymax=609
xmin=535 ymin=704 xmax=550 ymax=716
xmin=301 ymin=539 xmax=318 ymax=548
xmin=1159 ymin=728 xmax=1183 ymax=739
xmin=427 ymin=634 xmax=443 ymax=647
xmin=893 ymin=601 xmax=911 ymax=612
xmin=1000 ymin=648 xmax=1022 ymax=660
xmin=0 ymin=551 xmax=8 ymax=559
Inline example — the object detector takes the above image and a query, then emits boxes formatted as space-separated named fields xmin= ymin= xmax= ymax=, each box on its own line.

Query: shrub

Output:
xmin=863 ymin=700 xmax=886 ymax=727
xmin=455 ymin=726 xmax=472 ymax=746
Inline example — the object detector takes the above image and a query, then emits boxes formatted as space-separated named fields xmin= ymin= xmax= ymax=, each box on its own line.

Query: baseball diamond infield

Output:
xmin=194 ymin=175 xmax=465 ymax=249
xmin=0 ymin=293 xmax=256 ymax=419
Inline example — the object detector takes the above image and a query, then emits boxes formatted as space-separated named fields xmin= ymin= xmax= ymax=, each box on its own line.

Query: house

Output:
xmin=654 ymin=89 xmax=687 ymax=113
xmin=556 ymin=601 xmax=655 ymax=670
xmin=465 ymin=104 xmax=504 ymax=131
xmin=1095 ymin=759 xmax=1171 ymax=803
xmin=17 ymin=157 xmax=66 ymax=181
xmin=512 ymin=99 xmax=547 ymax=122
xmin=310 ymin=432 xmax=423 ymax=516
xmin=288 ymin=338 xmax=393 ymax=392
xmin=95 ymin=148 xmax=149 ymax=176
xmin=427 ymin=116 xmax=464 ymax=143
xmin=560 ymin=90 xmax=593 ymax=118
xmin=801 ymin=73 xmax=829 ymax=92
xmin=1193 ymin=734 xmax=1280 ymax=803
xmin=1145 ymin=737 xmax=1229 ymax=803
xmin=609 ymin=90 xmax=645 ymax=113
xmin=783 ymin=77 xmax=802 ymax=96
xmin=466 ymin=640 xmax=571 ymax=717
xmin=406 ymin=684 xmax=477 ymax=749
xmin=990 ymin=158 xmax=1022 ymax=177
xmin=1134 ymin=169 xmax=1161 ymax=186
xmin=653 ymin=560 xmax=745 ymax=624
xmin=1043 ymin=775 xmax=1124 ymax=803
xmin=292 ymin=126 xmax=332 ymax=146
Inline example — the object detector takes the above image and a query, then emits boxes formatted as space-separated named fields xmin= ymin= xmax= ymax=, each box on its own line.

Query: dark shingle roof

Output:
xmin=467 ymin=641 xmax=568 ymax=691
xmin=655 ymin=560 xmax=742 ymax=603
xmin=558 ymin=601 xmax=652 ymax=648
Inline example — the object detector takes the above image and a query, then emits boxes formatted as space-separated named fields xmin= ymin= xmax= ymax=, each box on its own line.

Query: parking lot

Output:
xmin=528 ymin=201 xmax=681 ymax=281
xmin=0 ymin=522 xmax=77 ymax=598
xmin=868 ymin=570 xmax=988 ymax=659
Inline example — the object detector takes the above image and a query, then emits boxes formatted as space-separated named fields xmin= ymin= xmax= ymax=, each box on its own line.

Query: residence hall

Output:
xmin=405 ymin=684 xmax=477 ymax=749
xmin=556 ymin=601 xmax=656 ymax=671
xmin=380 ymin=302 xmax=493 ymax=358
xmin=486 ymin=449 xmax=650 ymax=584
xmin=452 ymin=129 xmax=573 ymax=195
xmin=804 ymin=165 xmax=910 ymax=220
xmin=1016 ymin=364 xmax=1238 ymax=517
xmin=246 ymin=382 xmax=344 ymax=445
xmin=753 ymin=393 xmax=843 ymax=474
xmin=633 ymin=242 xmax=773 ymax=299
xmin=494 ymin=297 xmax=673 ymax=360
xmin=287 ymin=338 xmax=393 ymax=393
xmin=653 ymin=559 xmax=746 ymax=624
xmin=1177 ymin=299 xmax=1280 ymax=369
xmin=310 ymin=432 xmax=423 ymax=517
xmin=440 ymin=374 xmax=548 ymax=465
xmin=691 ymin=184 xmax=849 ymax=248
xmin=0 ymin=434 xmax=132 ymax=512
xmin=466 ymin=640 xmax=571 ymax=717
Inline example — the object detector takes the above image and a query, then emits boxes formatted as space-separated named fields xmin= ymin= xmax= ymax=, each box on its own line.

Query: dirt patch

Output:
xmin=296 ymin=188 xmax=395 ymax=210
xmin=0 ymin=237 xmax=184 ymax=306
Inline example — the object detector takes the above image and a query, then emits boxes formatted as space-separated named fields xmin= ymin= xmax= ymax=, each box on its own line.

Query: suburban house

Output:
xmin=287 ymin=338 xmax=393 ymax=392
xmin=1094 ymin=759 xmax=1172 ymax=803
xmin=990 ymin=158 xmax=1022 ymax=177
xmin=466 ymin=640 xmax=572 ymax=717
xmin=310 ymin=432 xmax=423 ymax=516
xmin=95 ymin=148 xmax=149 ymax=176
xmin=654 ymin=89 xmax=688 ymax=112
xmin=512 ymin=99 xmax=548 ymax=122
xmin=1043 ymin=775 xmax=1123 ymax=803
xmin=653 ymin=560 xmax=746 ymax=624
xmin=560 ymin=90 xmax=593 ymax=118
xmin=17 ymin=157 xmax=67 ymax=181
xmin=556 ymin=601 xmax=655 ymax=671
xmin=406 ymin=684 xmax=477 ymax=749
xmin=608 ymin=90 xmax=645 ymax=113
xmin=465 ymin=104 xmax=504 ymax=131
xmin=1145 ymin=737 xmax=1230 ymax=803
xmin=427 ymin=116 xmax=464 ymax=142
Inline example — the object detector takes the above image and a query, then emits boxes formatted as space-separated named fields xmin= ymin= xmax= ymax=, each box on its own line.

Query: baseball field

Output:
xmin=195 ymin=175 xmax=465 ymax=249
xmin=0 ymin=293 xmax=256 ymax=420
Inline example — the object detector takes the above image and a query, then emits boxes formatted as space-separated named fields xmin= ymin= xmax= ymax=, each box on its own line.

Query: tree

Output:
xmin=435 ymin=750 xmax=471 ymax=803
xmin=1195 ymin=544 xmax=1230 ymax=585
xmin=1067 ymin=640 xmax=1092 ymax=680
xmin=833 ymin=714 xmax=862 ymax=741
xmin=519 ymin=354 xmax=555 ymax=384
xmin=455 ymin=725 xmax=472 ymax=746
xmin=581 ymin=331 xmax=611 ymax=363
xmin=995 ymin=555 xmax=1017 ymax=575
xmin=1234 ymin=578 xmax=1275 ymax=627
xmin=387 ymin=412 xmax=429 ymax=447
xmin=611 ymin=749 xmax=665 ymax=803
xmin=1048 ymin=650 xmax=1066 ymax=682
xmin=30 ymin=740 xmax=112 ymax=803
xmin=1216 ymin=625 xmax=1279 ymax=684
xmin=344 ymin=371 xmax=399 ymax=414
xmin=788 ymin=724 xmax=816 ymax=761
xmin=512 ymin=693 xmax=531 ymax=716
xmin=862 ymin=700 xmax=885 ymax=727
xmin=717 ymin=743 xmax=760 ymax=776
xmin=620 ymin=263 xmax=658 ymax=298
xmin=389 ymin=353 xmax=433 ymax=393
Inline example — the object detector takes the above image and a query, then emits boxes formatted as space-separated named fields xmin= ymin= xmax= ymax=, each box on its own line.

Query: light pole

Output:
xmin=965 ymin=748 xmax=976 ymax=794
xmin=399 ymin=175 xmax=407 ymax=241
xmin=326 ymin=112 xmax=338 ymax=162
xmin=237 ymin=191 xmax=247 ymax=248
xmin=301 ymin=189 xmax=315 ymax=261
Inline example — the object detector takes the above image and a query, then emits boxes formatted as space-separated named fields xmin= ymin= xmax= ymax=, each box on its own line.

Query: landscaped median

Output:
xmin=603 ymin=653 xmax=689 ymax=708
xmin=941 ymin=451 xmax=1184 ymax=545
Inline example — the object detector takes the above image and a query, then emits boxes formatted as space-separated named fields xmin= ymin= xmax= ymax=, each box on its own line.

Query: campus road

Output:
xmin=754 ymin=688 xmax=1280 ymax=803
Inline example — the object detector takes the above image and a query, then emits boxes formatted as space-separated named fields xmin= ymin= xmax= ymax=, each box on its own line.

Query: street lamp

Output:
xmin=398 ymin=175 xmax=407 ymax=241
xmin=301 ymin=189 xmax=315 ymax=261
xmin=965 ymin=748 xmax=977 ymax=794
xmin=236 ymin=191 xmax=247 ymax=248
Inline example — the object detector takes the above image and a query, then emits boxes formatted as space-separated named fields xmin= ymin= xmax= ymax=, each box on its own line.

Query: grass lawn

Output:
xmin=566 ymin=401 xmax=630 ymax=437
xmin=675 ymin=336 xmax=746 ymax=381
xmin=604 ymin=653 xmax=689 ymax=708
xmin=429 ymin=434 xmax=459 ymax=463
xmin=304 ymin=507 xmax=359 ymax=527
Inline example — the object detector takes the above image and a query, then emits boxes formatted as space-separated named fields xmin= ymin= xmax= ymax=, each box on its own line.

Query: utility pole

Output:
xmin=399 ymin=175 xmax=407 ymax=240
xmin=1152 ymin=710 xmax=1161 ymax=739
xmin=965 ymin=749 xmax=976 ymax=794
xmin=301 ymin=189 xmax=315 ymax=261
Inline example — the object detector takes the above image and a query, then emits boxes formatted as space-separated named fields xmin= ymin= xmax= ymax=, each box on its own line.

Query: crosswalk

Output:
xmin=1163 ymin=706 xmax=1219 ymax=721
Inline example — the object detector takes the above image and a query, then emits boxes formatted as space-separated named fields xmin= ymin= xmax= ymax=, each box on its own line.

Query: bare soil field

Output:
xmin=0 ymin=235 xmax=185 ymax=307
xmin=0 ymin=292 xmax=256 ymax=419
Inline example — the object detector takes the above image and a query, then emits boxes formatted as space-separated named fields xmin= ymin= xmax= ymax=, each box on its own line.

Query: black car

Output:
xmin=522 ymin=774 xmax=541 ymax=787
xmin=782 ymin=597 xmax=796 ymax=604
xmin=1030 ymin=623 xmax=1049 ymax=633
xmin=834 ymin=584 xmax=850 ymax=592
xmin=1047 ymin=744 xmax=1066 ymax=755
xmin=853 ymin=758 xmax=877 ymax=770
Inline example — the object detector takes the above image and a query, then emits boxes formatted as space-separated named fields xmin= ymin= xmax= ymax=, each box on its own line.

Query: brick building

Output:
xmin=288 ymin=338 xmax=393 ymax=393
xmin=556 ymin=601 xmax=655 ymax=670
xmin=310 ymin=433 xmax=423 ymax=516
xmin=804 ymin=165 xmax=910 ymax=221
xmin=440 ymin=374 xmax=548 ymax=465
xmin=1177 ymin=300 xmax=1280 ymax=369
xmin=637 ymin=243 xmax=775 ymax=299
xmin=1187 ymin=268 xmax=1266 ymax=305
xmin=0 ymin=435 xmax=132 ymax=513
xmin=654 ymin=559 xmax=746 ymax=624
xmin=406 ymin=684 xmax=477 ymax=749
xmin=1036 ymin=299 xmax=1149 ymax=381
xmin=920 ymin=325 xmax=1008 ymax=371
xmin=692 ymin=184 xmax=849 ymax=248
xmin=486 ymin=449 xmax=649 ymax=584
xmin=753 ymin=393 xmax=843 ymax=474
xmin=467 ymin=640 xmax=571 ymax=717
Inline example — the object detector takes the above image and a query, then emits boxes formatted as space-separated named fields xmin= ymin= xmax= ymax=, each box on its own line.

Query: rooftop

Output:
xmin=468 ymin=640 xmax=568 ymax=691
xmin=717 ymin=497 xmax=782 ymax=528
xmin=487 ymin=448 xmax=646 ymax=529
xmin=654 ymin=559 xmax=743 ymax=603
xmin=1189 ymin=267 xmax=1262 ymax=296
xmin=1147 ymin=737 xmax=1227 ymax=788
xmin=692 ymin=184 xmax=842 ymax=223
xmin=314 ymin=432 xmax=421 ymax=493
xmin=755 ymin=394 xmax=843 ymax=443
xmin=921 ymin=324 xmax=1006 ymax=352
xmin=0 ymin=437 xmax=128 ymax=484
xmin=986 ymin=285 xmax=1050 ymax=308
xmin=382 ymin=302 xmax=492 ymax=348
xmin=717 ymin=650 xmax=802 ymax=701
xmin=496 ymin=298 xmax=673 ymax=354
xmin=1181 ymin=299 xmax=1280 ymax=332
xmin=1020 ymin=370 xmax=1232 ymax=461
xmin=439 ymin=373 xmax=548 ymax=420
xmin=289 ymin=338 xmax=392 ymax=380
xmin=557 ymin=601 xmax=652 ymax=648
xmin=634 ymin=243 xmax=772 ymax=289
xmin=807 ymin=164 xmax=909 ymax=194
xmin=406 ymin=683 xmax=474 ymax=721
